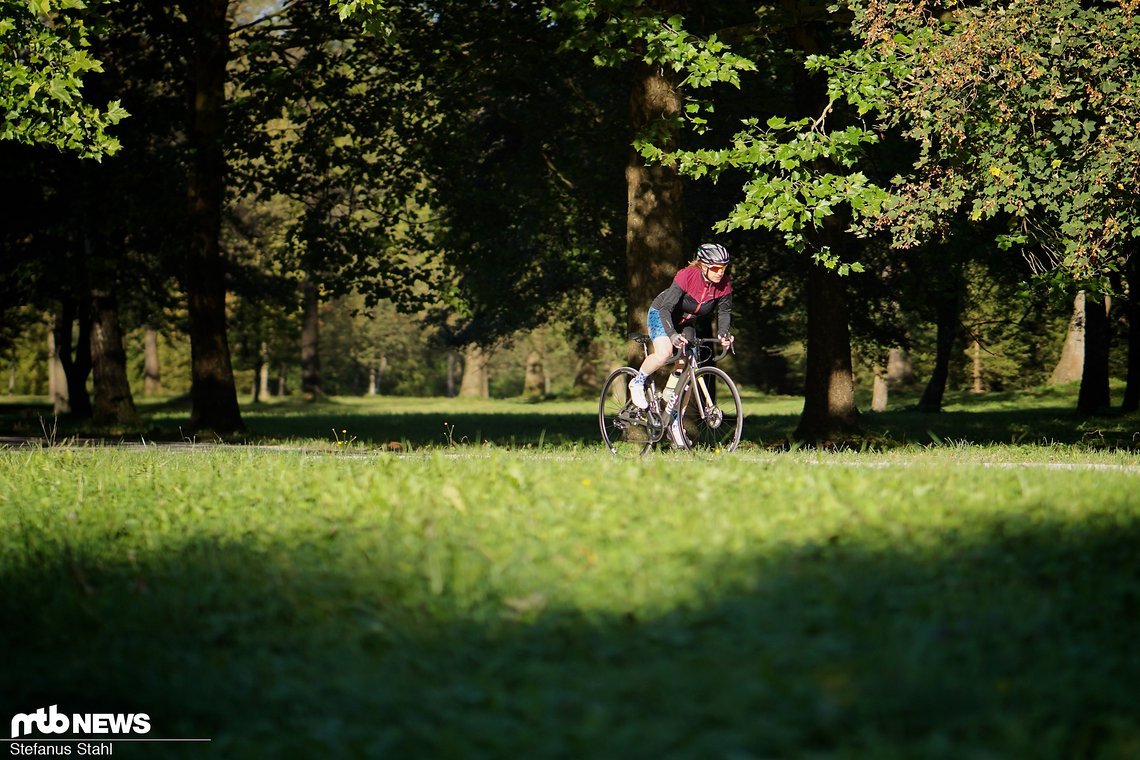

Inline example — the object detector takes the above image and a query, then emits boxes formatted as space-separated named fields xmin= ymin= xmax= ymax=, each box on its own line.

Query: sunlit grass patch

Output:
xmin=3 ymin=448 xmax=1139 ymax=755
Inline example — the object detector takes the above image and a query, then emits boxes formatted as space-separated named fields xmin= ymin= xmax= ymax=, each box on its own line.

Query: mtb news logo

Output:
xmin=10 ymin=706 xmax=150 ymax=739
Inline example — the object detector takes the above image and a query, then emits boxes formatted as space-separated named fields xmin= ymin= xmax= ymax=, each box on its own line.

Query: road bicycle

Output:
xmin=599 ymin=335 xmax=743 ymax=455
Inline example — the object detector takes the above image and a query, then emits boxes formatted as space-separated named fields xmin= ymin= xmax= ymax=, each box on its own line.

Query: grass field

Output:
xmin=2 ymin=387 xmax=1140 ymax=757
xmin=3 ymin=381 xmax=1138 ymax=450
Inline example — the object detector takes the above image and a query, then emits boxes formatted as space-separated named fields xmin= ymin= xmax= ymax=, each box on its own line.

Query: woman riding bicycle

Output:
xmin=628 ymin=243 xmax=735 ymax=413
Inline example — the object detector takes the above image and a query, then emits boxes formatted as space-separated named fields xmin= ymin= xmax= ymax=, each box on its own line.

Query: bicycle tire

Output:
xmin=599 ymin=367 xmax=654 ymax=456
xmin=675 ymin=366 xmax=743 ymax=453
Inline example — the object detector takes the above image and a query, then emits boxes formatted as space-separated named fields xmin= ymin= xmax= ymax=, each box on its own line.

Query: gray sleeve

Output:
xmin=716 ymin=292 xmax=733 ymax=336
xmin=651 ymin=284 xmax=685 ymax=336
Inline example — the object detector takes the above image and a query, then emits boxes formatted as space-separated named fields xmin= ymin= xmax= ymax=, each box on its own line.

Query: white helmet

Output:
xmin=696 ymin=243 xmax=730 ymax=266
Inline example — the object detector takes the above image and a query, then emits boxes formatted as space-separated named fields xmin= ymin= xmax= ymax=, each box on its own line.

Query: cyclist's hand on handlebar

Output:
xmin=670 ymin=333 xmax=688 ymax=349
xmin=718 ymin=333 xmax=735 ymax=350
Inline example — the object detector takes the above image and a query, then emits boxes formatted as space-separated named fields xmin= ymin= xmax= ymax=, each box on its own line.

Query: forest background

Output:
xmin=3 ymin=0 xmax=1139 ymax=440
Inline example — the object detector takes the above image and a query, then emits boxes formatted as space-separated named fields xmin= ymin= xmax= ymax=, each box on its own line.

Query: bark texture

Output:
xmin=917 ymin=294 xmax=959 ymax=413
xmin=459 ymin=344 xmax=489 ymax=398
xmin=90 ymin=290 xmax=140 ymax=426
xmin=794 ymin=263 xmax=860 ymax=440
xmin=1050 ymin=291 xmax=1085 ymax=385
xmin=523 ymin=350 xmax=545 ymax=400
xmin=871 ymin=370 xmax=888 ymax=413
xmin=1077 ymin=292 xmax=1111 ymax=414
xmin=786 ymin=8 xmax=861 ymax=440
xmin=184 ymin=0 xmax=243 ymax=432
xmin=52 ymin=298 xmax=93 ymax=418
xmin=626 ymin=59 xmax=684 ymax=349
xmin=143 ymin=327 xmax=162 ymax=396
xmin=301 ymin=279 xmax=322 ymax=400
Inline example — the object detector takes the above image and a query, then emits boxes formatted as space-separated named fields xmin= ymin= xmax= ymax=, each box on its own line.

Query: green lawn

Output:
xmin=3 ymin=381 xmax=1136 ymax=451
xmin=3 ymin=429 xmax=1140 ymax=756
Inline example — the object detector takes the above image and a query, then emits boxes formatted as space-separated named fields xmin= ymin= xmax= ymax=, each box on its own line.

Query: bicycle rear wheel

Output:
xmin=676 ymin=366 xmax=743 ymax=453
xmin=599 ymin=367 xmax=653 ymax=456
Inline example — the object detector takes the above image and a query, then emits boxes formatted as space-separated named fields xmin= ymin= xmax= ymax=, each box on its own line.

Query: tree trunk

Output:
xmin=1124 ymin=255 xmax=1140 ymax=412
xmin=48 ymin=323 xmax=69 ymax=414
xmin=970 ymin=337 xmax=985 ymax=393
xmin=459 ymin=343 xmax=489 ymax=398
xmin=143 ymin=327 xmax=162 ymax=396
xmin=871 ymin=365 xmax=888 ymax=413
xmin=784 ymin=10 xmax=860 ymax=441
xmin=52 ymin=298 xmax=93 ymax=418
xmin=917 ymin=294 xmax=959 ymax=413
xmin=1050 ymin=291 xmax=1085 ymax=385
xmin=254 ymin=341 xmax=270 ymax=402
xmin=276 ymin=363 xmax=288 ymax=397
xmin=794 ymin=262 xmax=860 ymax=440
xmin=367 ymin=356 xmax=387 ymax=396
xmin=301 ymin=279 xmax=321 ymax=400
xmin=523 ymin=350 xmax=545 ymax=400
xmin=886 ymin=347 xmax=913 ymax=386
xmin=1077 ymin=291 xmax=1111 ymax=414
xmin=523 ymin=331 xmax=547 ymax=400
xmin=184 ymin=0 xmax=243 ymax=433
xmin=626 ymin=57 xmax=684 ymax=357
xmin=90 ymin=290 xmax=140 ymax=426
xmin=447 ymin=352 xmax=457 ymax=397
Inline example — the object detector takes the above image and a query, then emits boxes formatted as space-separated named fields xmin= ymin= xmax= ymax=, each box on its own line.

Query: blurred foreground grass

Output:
xmin=3 ymin=447 xmax=1139 ymax=757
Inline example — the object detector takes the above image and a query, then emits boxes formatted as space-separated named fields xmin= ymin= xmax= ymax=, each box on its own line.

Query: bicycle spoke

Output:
xmin=599 ymin=367 xmax=653 ymax=456
xmin=678 ymin=367 xmax=743 ymax=453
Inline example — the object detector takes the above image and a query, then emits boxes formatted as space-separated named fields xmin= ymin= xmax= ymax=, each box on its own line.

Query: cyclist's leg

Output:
xmin=630 ymin=309 xmax=673 ymax=408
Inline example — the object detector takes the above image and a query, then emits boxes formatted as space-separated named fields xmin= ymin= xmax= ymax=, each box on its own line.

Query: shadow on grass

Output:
xmin=4 ymin=520 xmax=1139 ymax=757
xmin=238 ymin=407 xmax=603 ymax=449
xmin=2 ymin=388 xmax=1137 ymax=449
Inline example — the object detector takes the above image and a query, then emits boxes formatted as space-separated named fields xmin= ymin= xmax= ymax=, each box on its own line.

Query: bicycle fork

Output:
xmin=685 ymin=373 xmax=724 ymax=429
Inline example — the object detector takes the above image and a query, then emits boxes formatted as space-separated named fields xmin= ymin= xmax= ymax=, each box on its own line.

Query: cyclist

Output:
xmin=628 ymin=243 xmax=735 ymax=441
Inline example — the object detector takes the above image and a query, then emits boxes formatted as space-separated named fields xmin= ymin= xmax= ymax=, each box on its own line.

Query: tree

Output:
xmin=637 ymin=0 xmax=1140 ymax=430
xmin=231 ymin=0 xmax=438 ymax=402
xmin=1123 ymin=249 xmax=1140 ymax=412
xmin=821 ymin=0 xmax=1140 ymax=414
xmin=89 ymin=287 xmax=139 ymax=425
xmin=1050 ymin=292 xmax=1086 ymax=386
xmin=625 ymin=3 xmax=887 ymax=438
xmin=824 ymin=0 xmax=1140 ymax=280
xmin=618 ymin=2 xmax=687 ymax=339
xmin=183 ymin=0 xmax=244 ymax=432
xmin=0 ymin=0 xmax=127 ymax=157
xmin=544 ymin=1 xmax=760 ymax=344
xmin=1077 ymin=292 xmax=1112 ymax=413
xmin=397 ymin=1 xmax=627 ymax=346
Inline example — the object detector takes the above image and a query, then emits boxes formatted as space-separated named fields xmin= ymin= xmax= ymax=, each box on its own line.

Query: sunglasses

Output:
xmin=705 ymin=264 xmax=728 ymax=274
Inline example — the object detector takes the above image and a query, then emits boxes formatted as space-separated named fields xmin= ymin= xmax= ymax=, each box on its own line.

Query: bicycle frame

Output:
xmin=600 ymin=336 xmax=739 ymax=453
xmin=659 ymin=338 xmax=730 ymax=423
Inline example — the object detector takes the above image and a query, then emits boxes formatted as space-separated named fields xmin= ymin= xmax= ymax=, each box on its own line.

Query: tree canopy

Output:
xmin=2 ymin=0 xmax=1138 ymax=432
xmin=1 ymin=0 xmax=127 ymax=157
xmin=826 ymin=0 xmax=1140 ymax=281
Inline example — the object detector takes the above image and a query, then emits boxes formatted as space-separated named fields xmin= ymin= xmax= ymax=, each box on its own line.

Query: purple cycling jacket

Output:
xmin=650 ymin=265 xmax=733 ymax=337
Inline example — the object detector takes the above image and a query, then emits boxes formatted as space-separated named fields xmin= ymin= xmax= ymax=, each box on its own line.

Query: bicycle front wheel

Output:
xmin=676 ymin=366 xmax=743 ymax=453
xmin=599 ymin=367 xmax=653 ymax=456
